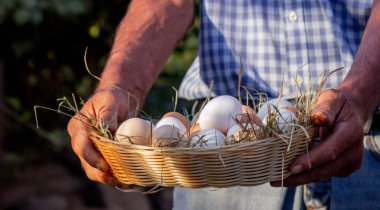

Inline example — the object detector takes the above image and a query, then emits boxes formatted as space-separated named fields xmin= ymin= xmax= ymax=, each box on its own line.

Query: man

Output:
xmin=68 ymin=0 xmax=380 ymax=209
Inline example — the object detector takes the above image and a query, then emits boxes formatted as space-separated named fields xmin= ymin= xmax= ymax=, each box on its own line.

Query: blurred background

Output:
xmin=0 ymin=0 xmax=198 ymax=209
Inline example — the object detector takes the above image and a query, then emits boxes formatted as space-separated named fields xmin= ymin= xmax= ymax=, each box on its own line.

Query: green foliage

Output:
xmin=3 ymin=152 xmax=26 ymax=167
xmin=1 ymin=0 xmax=199 ymax=162
xmin=0 ymin=0 xmax=89 ymax=25
xmin=0 ymin=1 xmax=123 ymax=164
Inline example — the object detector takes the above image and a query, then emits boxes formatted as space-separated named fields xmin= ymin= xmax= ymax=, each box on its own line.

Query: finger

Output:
xmin=335 ymin=142 xmax=364 ymax=177
xmin=280 ymin=144 xmax=362 ymax=186
xmin=92 ymin=96 xmax=120 ymax=133
xmin=79 ymin=156 xmax=106 ymax=182
xmin=334 ymin=159 xmax=362 ymax=177
xmin=69 ymin=120 xmax=109 ymax=172
xmin=79 ymin=157 xmax=120 ymax=186
xmin=289 ymin=116 xmax=363 ymax=175
xmin=311 ymin=89 xmax=346 ymax=127
xmin=271 ymin=141 xmax=363 ymax=187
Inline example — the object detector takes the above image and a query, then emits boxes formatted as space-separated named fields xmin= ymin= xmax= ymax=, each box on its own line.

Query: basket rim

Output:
xmin=90 ymin=124 xmax=316 ymax=152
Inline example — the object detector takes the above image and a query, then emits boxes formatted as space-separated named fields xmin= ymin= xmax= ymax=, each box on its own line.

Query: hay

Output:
xmin=34 ymin=49 xmax=343 ymax=189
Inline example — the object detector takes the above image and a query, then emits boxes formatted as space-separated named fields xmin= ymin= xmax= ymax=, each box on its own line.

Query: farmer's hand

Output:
xmin=67 ymin=88 xmax=136 ymax=186
xmin=271 ymin=88 xmax=365 ymax=187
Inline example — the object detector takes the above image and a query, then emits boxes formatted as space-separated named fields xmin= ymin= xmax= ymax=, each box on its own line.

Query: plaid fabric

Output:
xmin=179 ymin=0 xmax=372 ymax=100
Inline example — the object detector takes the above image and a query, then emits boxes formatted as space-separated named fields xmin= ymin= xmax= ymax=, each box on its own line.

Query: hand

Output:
xmin=271 ymin=89 xmax=365 ymax=187
xmin=67 ymin=88 xmax=136 ymax=186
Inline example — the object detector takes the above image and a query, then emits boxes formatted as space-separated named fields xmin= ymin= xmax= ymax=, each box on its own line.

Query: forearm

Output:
xmin=97 ymin=0 xmax=194 ymax=106
xmin=339 ymin=0 xmax=380 ymax=123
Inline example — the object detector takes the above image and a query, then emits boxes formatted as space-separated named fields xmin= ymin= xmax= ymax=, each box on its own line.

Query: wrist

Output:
xmin=94 ymin=86 xmax=145 ymax=116
xmin=338 ymin=85 xmax=374 ymax=127
xmin=97 ymin=52 xmax=151 ymax=106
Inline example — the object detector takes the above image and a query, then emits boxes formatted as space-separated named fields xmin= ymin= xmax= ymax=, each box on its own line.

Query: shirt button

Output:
xmin=288 ymin=11 xmax=298 ymax=22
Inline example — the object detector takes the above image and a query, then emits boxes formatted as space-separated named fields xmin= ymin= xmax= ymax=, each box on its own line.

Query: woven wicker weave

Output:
xmin=90 ymin=125 xmax=317 ymax=188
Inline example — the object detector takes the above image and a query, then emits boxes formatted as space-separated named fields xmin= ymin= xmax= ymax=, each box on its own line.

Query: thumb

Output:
xmin=88 ymin=98 xmax=119 ymax=133
xmin=311 ymin=89 xmax=346 ymax=127
xmin=96 ymin=104 xmax=119 ymax=133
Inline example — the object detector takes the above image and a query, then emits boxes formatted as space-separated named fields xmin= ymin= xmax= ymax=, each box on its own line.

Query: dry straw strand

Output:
xmin=35 ymin=55 xmax=347 ymax=190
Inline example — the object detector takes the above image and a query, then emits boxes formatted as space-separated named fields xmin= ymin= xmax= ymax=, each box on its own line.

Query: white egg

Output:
xmin=257 ymin=98 xmax=293 ymax=120
xmin=262 ymin=109 xmax=297 ymax=133
xmin=152 ymin=125 xmax=188 ymax=147
xmin=198 ymin=95 xmax=243 ymax=133
xmin=115 ymin=118 xmax=153 ymax=145
xmin=226 ymin=123 xmax=259 ymax=141
xmin=226 ymin=124 xmax=244 ymax=142
xmin=227 ymin=124 xmax=244 ymax=138
xmin=191 ymin=128 xmax=226 ymax=147
xmin=155 ymin=116 xmax=187 ymax=134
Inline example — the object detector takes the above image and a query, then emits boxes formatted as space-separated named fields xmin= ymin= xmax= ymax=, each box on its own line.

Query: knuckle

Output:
xmin=81 ymin=162 xmax=103 ymax=182
xmin=71 ymin=138 xmax=82 ymax=156
xmin=350 ymin=123 xmax=364 ymax=137
xmin=325 ymin=88 xmax=340 ymax=95
xmin=354 ymin=128 xmax=364 ymax=140
xmin=67 ymin=116 xmax=77 ymax=136
xmin=85 ymin=169 xmax=105 ymax=183
xmin=85 ymin=171 xmax=97 ymax=182
xmin=326 ymin=146 xmax=340 ymax=161
xmin=318 ymin=168 xmax=332 ymax=181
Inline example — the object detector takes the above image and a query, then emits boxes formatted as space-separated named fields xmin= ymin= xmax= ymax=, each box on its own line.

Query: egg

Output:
xmin=152 ymin=115 xmax=189 ymax=147
xmin=115 ymin=118 xmax=153 ymax=145
xmin=152 ymin=125 xmax=187 ymax=147
xmin=198 ymin=95 xmax=243 ymax=133
xmin=262 ymin=109 xmax=297 ymax=133
xmin=162 ymin=112 xmax=190 ymax=129
xmin=155 ymin=116 xmax=187 ymax=134
xmin=283 ymin=106 xmax=297 ymax=114
xmin=226 ymin=124 xmax=245 ymax=141
xmin=191 ymin=128 xmax=226 ymax=147
xmin=257 ymin=98 xmax=293 ymax=120
xmin=240 ymin=105 xmax=262 ymax=125
xmin=189 ymin=123 xmax=202 ymax=137
xmin=227 ymin=123 xmax=259 ymax=142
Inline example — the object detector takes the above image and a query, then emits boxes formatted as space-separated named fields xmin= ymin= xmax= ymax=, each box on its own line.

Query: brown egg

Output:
xmin=282 ymin=106 xmax=302 ymax=119
xmin=240 ymin=105 xmax=262 ymax=125
xmin=283 ymin=106 xmax=297 ymax=114
xmin=162 ymin=112 xmax=190 ymax=129
xmin=189 ymin=123 xmax=202 ymax=138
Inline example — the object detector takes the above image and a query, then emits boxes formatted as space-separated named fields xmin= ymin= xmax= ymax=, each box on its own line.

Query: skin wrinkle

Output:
xmin=274 ymin=86 xmax=365 ymax=186
xmin=278 ymin=5 xmax=380 ymax=185
xmin=312 ymin=89 xmax=347 ymax=127
xmin=69 ymin=0 xmax=378 ymax=187
xmin=276 ymin=134 xmax=363 ymax=186
xmin=67 ymin=0 xmax=194 ymax=185
xmin=340 ymin=1 xmax=380 ymax=123
xmin=99 ymin=1 xmax=194 ymax=105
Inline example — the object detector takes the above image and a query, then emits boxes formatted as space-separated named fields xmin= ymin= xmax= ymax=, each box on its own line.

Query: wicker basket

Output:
xmin=90 ymin=125 xmax=318 ymax=188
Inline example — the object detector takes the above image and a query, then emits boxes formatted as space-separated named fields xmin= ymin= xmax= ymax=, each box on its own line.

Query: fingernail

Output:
xmin=291 ymin=165 xmax=303 ymax=174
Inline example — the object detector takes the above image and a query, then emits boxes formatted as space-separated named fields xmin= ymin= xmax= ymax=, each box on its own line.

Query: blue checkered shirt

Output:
xmin=179 ymin=0 xmax=372 ymax=100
